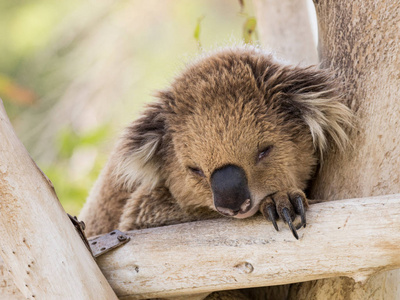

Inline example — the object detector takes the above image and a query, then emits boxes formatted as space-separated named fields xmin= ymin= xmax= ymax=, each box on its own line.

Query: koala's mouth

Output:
xmin=215 ymin=198 xmax=251 ymax=217
xmin=234 ymin=202 xmax=260 ymax=219
xmin=215 ymin=199 xmax=260 ymax=219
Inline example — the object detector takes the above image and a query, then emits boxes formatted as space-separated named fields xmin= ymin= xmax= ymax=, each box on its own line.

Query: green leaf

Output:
xmin=194 ymin=15 xmax=205 ymax=46
xmin=243 ymin=17 xmax=257 ymax=44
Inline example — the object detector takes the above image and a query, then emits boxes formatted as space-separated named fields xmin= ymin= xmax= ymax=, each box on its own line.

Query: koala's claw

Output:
xmin=266 ymin=205 xmax=279 ymax=232
xmin=295 ymin=195 xmax=307 ymax=228
xmin=260 ymin=190 xmax=308 ymax=240
xmin=282 ymin=207 xmax=298 ymax=240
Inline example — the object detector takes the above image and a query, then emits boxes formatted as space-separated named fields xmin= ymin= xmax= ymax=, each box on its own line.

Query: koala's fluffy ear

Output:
xmin=265 ymin=65 xmax=353 ymax=160
xmin=113 ymin=101 xmax=167 ymax=190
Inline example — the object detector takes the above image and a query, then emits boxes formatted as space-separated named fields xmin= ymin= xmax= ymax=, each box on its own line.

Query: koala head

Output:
xmin=115 ymin=47 xmax=352 ymax=218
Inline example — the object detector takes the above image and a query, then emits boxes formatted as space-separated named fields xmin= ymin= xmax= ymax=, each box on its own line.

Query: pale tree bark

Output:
xmin=252 ymin=0 xmax=318 ymax=65
xmin=7 ymin=195 xmax=399 ymax=299
xmin=0 ymin=100 xmax=118 ymax=299
xmin=96 ymin=195 xmax=400 ymax=299
xmin=287 ymin=0 xmax=400 ymax=299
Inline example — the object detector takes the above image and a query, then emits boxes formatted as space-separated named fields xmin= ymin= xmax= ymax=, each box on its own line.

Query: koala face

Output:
xmin=165 ymin=79 xmax=316 ymax=218
xmin=115 ymin=47 xmax=351 ymax=220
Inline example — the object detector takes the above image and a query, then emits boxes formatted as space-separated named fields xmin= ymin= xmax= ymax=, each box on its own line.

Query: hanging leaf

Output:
xmin=194 ymin=15 xmax=205 ymax=47
xmin=243 ymin=17 xmax=257 ymax=44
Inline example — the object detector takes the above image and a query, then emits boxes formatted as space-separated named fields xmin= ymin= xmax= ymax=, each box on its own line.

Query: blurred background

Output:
xmin=0 ymin=0 xmax=258 ymax=215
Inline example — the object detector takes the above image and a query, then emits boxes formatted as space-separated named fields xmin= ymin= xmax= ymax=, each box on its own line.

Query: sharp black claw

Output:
xmin=267 ymin=206 xmax=279 ymax=232
xmin=296 ymin=196 xmax=306 ymax=228
xmin=282 ymin=207 xmax=299 ymax=240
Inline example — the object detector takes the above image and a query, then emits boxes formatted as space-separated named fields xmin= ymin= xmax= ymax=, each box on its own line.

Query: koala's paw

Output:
xmin=259 ymin=190 xmax=308 ymax=240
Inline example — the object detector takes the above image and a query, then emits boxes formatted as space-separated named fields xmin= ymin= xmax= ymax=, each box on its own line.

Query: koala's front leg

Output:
xmin=259 ymin=190 xmax=308 ymax=239
xmin=119 ymin=185 xmax=218 ymax=232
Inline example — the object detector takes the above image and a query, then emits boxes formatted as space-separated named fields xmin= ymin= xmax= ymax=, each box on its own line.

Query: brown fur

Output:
xmin=79 ymin=47 xmax=352 ymax=298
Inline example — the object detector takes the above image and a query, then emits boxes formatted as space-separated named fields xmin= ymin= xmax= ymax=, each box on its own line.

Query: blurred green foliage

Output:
xmin=42 ymin=126 xmax=111 ymax=214
xmin=57 ymin=126 xmax=110 ymax=159
xmin=0 ymin=0 xmax=256 ymax=216
xmin=0 ymin=1 xmax=78 ymax=73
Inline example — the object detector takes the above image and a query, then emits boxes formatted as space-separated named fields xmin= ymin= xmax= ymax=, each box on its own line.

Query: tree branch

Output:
xmin=96 ymin=194 xmax=400 ymax=299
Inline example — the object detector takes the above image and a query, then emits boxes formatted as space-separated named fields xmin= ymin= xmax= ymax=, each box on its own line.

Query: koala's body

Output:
xmin=79 ymin=47 xmax=351 ymax=297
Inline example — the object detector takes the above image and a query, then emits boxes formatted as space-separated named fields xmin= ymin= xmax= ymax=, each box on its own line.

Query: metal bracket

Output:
xmin=69 ymin=214 xmax=130 ymax=258
xmin=88 ymin=230 xmax=130 ymax=258
xmin=68 ymin=214 xmax=93 ymax=256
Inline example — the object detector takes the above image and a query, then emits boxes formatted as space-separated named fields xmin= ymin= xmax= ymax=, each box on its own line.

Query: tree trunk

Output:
xmin=0 ymin=100 xmax=118 ymax=299
xmin=288 ymin=0 xmax=400 ymax=299
xmin=252 ymin=0 xmax=318 ymax=65
xmin=0 ymin=259 xmax=25 ymax=300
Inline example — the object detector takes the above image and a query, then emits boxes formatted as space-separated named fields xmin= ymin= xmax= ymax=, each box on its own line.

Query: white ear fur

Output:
xmin=295 ymin=90 xmax=353 ymax=161
xmin=113 ymin=133 xmax=163 ymax=191
xmin=112 ymin=102 xmax=166 ymax=190
xmin=263 ymin=63 xmax=354 ymax=162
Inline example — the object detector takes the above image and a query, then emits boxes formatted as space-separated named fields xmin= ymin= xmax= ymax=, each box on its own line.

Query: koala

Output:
xmin=80 ymin=47 xmax=352 ymax=242
xmin=80 ymin=46 xmax=351 ymax=242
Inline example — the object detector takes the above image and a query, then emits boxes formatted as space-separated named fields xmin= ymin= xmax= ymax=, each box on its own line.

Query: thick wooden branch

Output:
xmin=0 ymin=100 xmax=118 ymax=299
xmin=96 ymin=194 xmax=400 ymax=299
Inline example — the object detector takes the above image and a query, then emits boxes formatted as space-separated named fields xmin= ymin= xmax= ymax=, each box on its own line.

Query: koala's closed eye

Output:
xmin=188 ymin=166 xmax=206 ymax=177
xmin=257 ymin=145 xmax=273 ymax=163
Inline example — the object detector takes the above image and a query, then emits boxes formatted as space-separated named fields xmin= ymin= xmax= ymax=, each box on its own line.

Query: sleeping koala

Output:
xmin=80 ymin=47 xmax=352 ymax=241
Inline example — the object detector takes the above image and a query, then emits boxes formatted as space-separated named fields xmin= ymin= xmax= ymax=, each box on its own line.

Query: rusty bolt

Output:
xmin=79 ymin=221 xmax=86 ymax=231
xmin=117 ymin=235 xmax=127 ymax=242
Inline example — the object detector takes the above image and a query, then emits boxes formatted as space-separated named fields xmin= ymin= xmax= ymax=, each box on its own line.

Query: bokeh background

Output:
xmin=0 ymin=0 xmax=257 ymax=215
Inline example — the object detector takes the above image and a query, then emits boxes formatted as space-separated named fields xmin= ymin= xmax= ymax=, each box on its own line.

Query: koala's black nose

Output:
xmin=210 ymin=164 xmax=252 ymax=217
